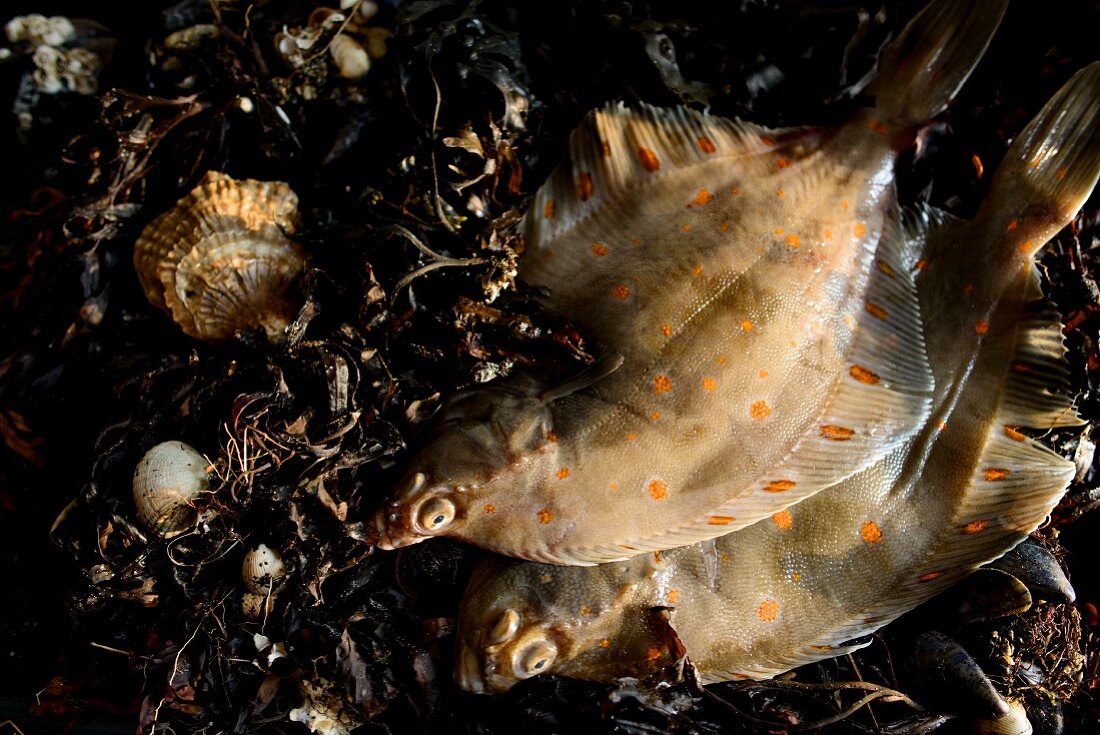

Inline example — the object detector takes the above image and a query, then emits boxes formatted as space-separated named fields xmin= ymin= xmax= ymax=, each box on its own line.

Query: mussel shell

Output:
xmin=989 ymin=541 xmax=1075 ymax=604
xmin=132 ymin=441 xmax=211 ymax=537
xmin=956 ymin=569 xmax=1034 ymax=624
xmin=908 ymin=631 xmax=1009 ymax=720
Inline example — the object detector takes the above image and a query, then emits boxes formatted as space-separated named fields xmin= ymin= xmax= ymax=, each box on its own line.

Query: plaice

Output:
xmin=453 ymin=62 xmax=1100 ymax=693
xmin=375 ymin=0 xmax=1011 ymax=564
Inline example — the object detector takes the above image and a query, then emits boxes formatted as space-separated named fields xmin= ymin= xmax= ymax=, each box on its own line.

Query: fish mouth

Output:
xmin=455 ymin=645 xmax=489 ymax=694
xmin=371 ymin=507 xmax=424 ymax=551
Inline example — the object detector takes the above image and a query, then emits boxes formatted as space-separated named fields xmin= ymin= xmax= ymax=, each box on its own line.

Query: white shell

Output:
xmin=133 ymin=441 xmax=210 ymax=537
xmin=330 ymin=35 xmax=370 ymax=79
xmin=133 ymin=171 xmax=305 ymax=342
xmin=242 ymin=543 xmax=288 ymax=594
xmin=974 ymin=700 xmax=1033 ymax=735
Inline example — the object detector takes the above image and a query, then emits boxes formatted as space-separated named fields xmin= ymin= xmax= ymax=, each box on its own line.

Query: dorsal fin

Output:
xmin=525 ymin=102 xmax=814 ymax=249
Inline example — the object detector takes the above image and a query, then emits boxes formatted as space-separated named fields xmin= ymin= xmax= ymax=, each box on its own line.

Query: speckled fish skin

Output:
xmin=453 ymin=62 xmax=1100 ymax=693
xmin=375 ymin=0 xmax=1007 ymax=565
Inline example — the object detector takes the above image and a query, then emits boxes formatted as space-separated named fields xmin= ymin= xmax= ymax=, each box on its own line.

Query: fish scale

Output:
xmin=454 ymin=60 xmax=1100 ymax=693
xmin=372 ymin=0 xmax=1012 ymax=564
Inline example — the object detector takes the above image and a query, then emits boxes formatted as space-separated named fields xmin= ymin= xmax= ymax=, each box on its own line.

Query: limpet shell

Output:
xmin=133 ymin=441 xmax=211 ymax=537
xmin=242 ymin=543 xmax=288 ymax=594
xmin=133 ymin=171 xmax=305 ymax=342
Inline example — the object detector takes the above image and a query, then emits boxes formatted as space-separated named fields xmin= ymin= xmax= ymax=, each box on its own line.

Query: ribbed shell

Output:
xmin=242 ymin=544 xmax=288 ymax=594
xmin=132 ymin=441 xmax=211 ymax=537
xmin=133 ymin=171 xmax=305 ymax=342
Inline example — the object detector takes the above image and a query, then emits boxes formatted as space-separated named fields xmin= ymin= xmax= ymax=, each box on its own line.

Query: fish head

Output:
xmin=374 ymin=378 xmax=556 ymax=550
xmin=455 ymin=555 xmax=675 ymax=693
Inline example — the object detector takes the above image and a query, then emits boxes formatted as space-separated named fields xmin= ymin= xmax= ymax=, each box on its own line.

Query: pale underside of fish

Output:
xmin=375 ymin=0 xmax=1011 ymax=565
xmin=454 ymin=62 xmax=1100 ymax=693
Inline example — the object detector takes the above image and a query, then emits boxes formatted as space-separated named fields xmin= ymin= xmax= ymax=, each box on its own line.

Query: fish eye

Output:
xmin=417 ymin=496 xmax=456 ymax=533
xmin=486 ymin=608 xmax=521 ymax=645
xmin=514 ymin=639 xmax=557 ymax=678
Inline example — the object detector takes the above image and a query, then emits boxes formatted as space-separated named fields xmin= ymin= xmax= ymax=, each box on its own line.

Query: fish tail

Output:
xmin=982 ymin=62 xmax=1100 ymax=257
xmin=873 ymin=0 xmax=1007 ymax=129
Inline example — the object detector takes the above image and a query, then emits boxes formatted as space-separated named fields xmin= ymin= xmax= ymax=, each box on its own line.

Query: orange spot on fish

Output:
xmin=591 ymin=242 xmax=609 ymax=256
xmin=759 ymin=370 xmax=768 ymax=379
xmin=867 ymin=119 xmax=888 ymax=135
xmin=637 ymin=147 xmax=661 ymax=172
xmin=648 ymin=479 xmax=668 ymax=500
xmin=786 ymin=234 xmax=801 ymax=248
xmin=750 ymin=400 xmax=771 ymax=420
xmin=776 ymin=158 xmax=791 ymax=169
xmin=646 ymin=647 xmax=661 ymax=661
xmin=556 ymin=467 xmax=570 ymax=479
xmin=577 ymin=172 xmax=594 ymax=201
xmin=792 ymin=572 xmax=802 ymax=583
xmin=840 ymin=199 xmax=850 ymax=210
xmin=716 ymin=355 xmax=728 ymax=365
xmin=543 ymin=200 xmax=556 ymax=219
xmin=689 ymin=188 xmax=713 ymax=207
xmin=581 ymin=605 xmax=592 ymax=616
xmin=661 ymin=323 xmax=673 ymax=337
xmin=666 ymin=589 xmax=680 ymax=604
xmin=693 ymin=264 xmax=705 ymax=276
xmin=915 ymin=258 xmax=929 ymax=271
xmin=1006 ymin=219 xmax=1019 ymax=232
xmin=763 ymin=479 xmax=796 ymax=493
xmin=774 ymin=227 xmax=784 ymax=235
xmin=1019 ymin=240 xmax=1034 ymax=254
xmin=861 ymin=520 xmax=883 ymax=544
xmin=546 ymin=431 xmax=558 ymax=443
xmin=609 ymin=482 xmax=618 ymax=492
xmin=1004 ymin=425 xmax=1026 ymax=442
xmin=820 ymin=425 xmax=855 ymax=441
xmin=772 ymin=510 xmax=793 ymax=529
xmin=697 ymin=136 xmax=716 ymax=153
xmin=877 ymin=260 xmax=895 ymax=277
xmin=974 ymin=318 xmax=989 ymax=335
xmin=983 ymin=468 xmax=1010 ymax=481
xmin=823 ymin=226 xmax=833 ymax=241
xmin=650 ymin=412 xmax=662 ymax=422
xmin=720 ymin=221 xmax=731 ymax=232
xmin=484 ymin=504 xmax=495 ymax=514
xmin=702 ymin=377 xmax=717 ymax=392
xmin=682 ymin=223 xmax=692 ymax=232
xmin=918 ymin=570 xmax=945 ymax=583
xmin=740 ymin=320 xmax=753 ymax=332
xmin=627 ymin=433 xmax=638 ymax=441
xmin=708 ymin=515 xmax=736 ymax=525
xmin=599 ymin=639 xmax=611 ymax=649
xmin=776 ymin=189 xmax=786 ymax=198
xmin=537 ymin=508 xmax=553 ymax=524
xmin=849 ymin=365 xmax=880 ymax=384
xmin=865 ymin=302 xmax=888 ymax=320
xmin=964 ymin=519 xmax=990 ymax=534
xmin=654 ymin=375 xmax=673 ymax=394
xmin=757 ymin=600 xmax=779 ymax=622
xmin=611 ymin=284 xmax=630 ymax=300
xmin=854 ymin=222 xmax=867 ymax=238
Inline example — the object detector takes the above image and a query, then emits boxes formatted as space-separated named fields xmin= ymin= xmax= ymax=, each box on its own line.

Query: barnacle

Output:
xmin=133 ymin=171 xmax=306 ymax=342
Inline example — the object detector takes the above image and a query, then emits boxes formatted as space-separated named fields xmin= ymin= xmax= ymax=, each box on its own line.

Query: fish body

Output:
xmin=376 ymin=0 xmax=1009 ymax=564
xmin=454 ymin=62 xmax=1100 ymax=693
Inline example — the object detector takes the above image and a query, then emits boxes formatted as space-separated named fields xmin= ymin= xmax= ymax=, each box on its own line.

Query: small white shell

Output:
xmin=133 ymin=171 xmax=305 ymax=342
xmin=974 ymin=700 xmax=1033 ymax=735
xmin=133 ymin=441 xmax=211 ymax=537
xmin=329 ymin=35 xmax=370 ymax=79
xmin=242 ymin=544 xmax=288 ymax=594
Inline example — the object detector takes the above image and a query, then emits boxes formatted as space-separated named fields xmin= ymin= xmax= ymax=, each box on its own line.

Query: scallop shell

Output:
xmin=132 ymin=441 xmax=211 ymax=537
xmin=133 ymin=171 xmax=305 ymax=342
xmin=242 ymin=543 xmax=288 ymax=594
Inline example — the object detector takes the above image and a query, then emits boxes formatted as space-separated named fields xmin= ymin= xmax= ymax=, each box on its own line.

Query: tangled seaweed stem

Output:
xmin=707 ymin=679 xmax=925 ymax=731
xmin=386 ymin=223 xmax=489 ymax=296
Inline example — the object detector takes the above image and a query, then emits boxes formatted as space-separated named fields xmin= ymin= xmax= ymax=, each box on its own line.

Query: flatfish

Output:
xmin=374 ymin=0 xmax=1004 ymax=565
xmin=452 ymin=63 xmax=1100 ymax=692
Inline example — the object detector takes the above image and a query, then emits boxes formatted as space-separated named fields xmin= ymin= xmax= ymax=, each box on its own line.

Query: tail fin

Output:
xmin=982 ymin=62 xmax=1100 ymax=257
xmin=873 ymin=0 xmax=1007 ymax=128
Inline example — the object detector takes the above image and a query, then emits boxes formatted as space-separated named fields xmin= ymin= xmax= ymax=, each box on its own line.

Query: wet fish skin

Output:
xmin=454 ymin=61 xmax=1100 ymax=692
xmin=374 ymin=0 xmax=1008 ymax=564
